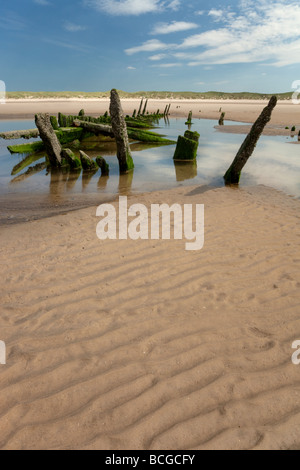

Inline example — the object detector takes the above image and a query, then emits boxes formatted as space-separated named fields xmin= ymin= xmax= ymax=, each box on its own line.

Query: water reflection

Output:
xmin=1 ymin=118 xmax=299 ymax=201
xmin=174 ymin=160 xmax=197 ymax=182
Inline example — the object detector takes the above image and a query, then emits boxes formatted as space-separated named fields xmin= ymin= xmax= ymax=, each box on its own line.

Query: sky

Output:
xmin=1 ymin=0 xmax=300 ymax=93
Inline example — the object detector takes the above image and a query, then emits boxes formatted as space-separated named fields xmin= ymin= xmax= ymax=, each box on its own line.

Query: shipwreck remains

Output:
xmin=109 ymin=88 xmax=134 ymax=174
xmin=224 ymin=96 xmax=278 ymax=185
xmin=35 ymin=113 xmax=62 ymax=167
xmin=173 ymin=130 xmax=200 ymax=161
xmin=185 ymin=111 xmax=193 ymax=126
xmin=219 ymin=112 xmax=225 ymax=126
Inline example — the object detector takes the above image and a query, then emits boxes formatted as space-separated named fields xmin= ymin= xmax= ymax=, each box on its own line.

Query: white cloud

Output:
xmin=123 ymin=0 xmax=300 ymax=67
xmin=85 ymin=0 xmax=179 ymax=15
xmin=34 ymin=0 xmax=51 ymax=5
xmin=149 ymin=53 xmax=167 ymax=60
xmin=168 ymin=0 xmax=180 ymax=10
xmin=151 ymin=62 xmax=182 ymax=67
xmin=151 ymin=21 xmax=198 ymax=35
xmin=127 ymin=66 xmax=136 ymax=69
xmin=125 ymin=39 xmax=172 ymax=55
xmin=208 ymin=9 xmax=225 ymax=20
xmin=64 ymin=22 xmax=86 ymax=32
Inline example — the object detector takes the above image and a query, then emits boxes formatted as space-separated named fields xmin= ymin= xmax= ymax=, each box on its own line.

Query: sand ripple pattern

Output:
xmin=0 ymin=185 xmax=299 ymax=450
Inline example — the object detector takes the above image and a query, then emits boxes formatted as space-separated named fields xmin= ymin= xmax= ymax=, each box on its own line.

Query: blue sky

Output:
xmin=1 ymin=0 xmax=300 ymax=93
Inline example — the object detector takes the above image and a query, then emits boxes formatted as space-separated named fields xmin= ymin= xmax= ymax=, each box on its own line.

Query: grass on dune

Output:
xmin=6 ymin=90 xmax=293 ymax=101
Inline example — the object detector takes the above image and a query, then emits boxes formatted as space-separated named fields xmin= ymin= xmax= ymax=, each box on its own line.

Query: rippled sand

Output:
xmin=0 ymin=184 xmax=299 ymax=450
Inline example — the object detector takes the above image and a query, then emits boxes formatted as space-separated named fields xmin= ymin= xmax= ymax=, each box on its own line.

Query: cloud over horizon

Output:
xmin=85 ymin=0 xmax=180 ymax=16
xmin=124 ymin=0 xmax=300 ymax=67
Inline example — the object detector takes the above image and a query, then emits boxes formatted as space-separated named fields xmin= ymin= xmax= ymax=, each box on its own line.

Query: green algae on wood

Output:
xmin=127 ymin=128 xmax=175 ymax=145
xmin=8 ymin=141 xmax=45 ymax=154
xmin=61 ymin=148 xmax=82 ymax=169
xmin=173 ymin=130 xmax=200 ymax=161
xmin=185 ymin=111 xmax=193 ymax=125
xmin=50 ymin=116 xmax=59 ymax=130
xmin=79 ymin=150 xmax=98 ymax=171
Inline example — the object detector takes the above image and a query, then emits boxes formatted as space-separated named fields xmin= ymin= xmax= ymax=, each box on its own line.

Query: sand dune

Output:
xmin=0 ymin=184 xmax=299 ymax=450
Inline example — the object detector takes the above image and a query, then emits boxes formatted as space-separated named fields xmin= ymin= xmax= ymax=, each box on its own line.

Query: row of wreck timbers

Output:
xmin=1 ymin=89 xmax=278 ymax=185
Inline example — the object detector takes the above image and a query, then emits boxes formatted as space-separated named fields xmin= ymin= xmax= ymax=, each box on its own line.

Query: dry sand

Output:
xmin=1 ymin=98 xmax=299 ymax=128
xmin=0 ymin=184 xmax=300 ymax=450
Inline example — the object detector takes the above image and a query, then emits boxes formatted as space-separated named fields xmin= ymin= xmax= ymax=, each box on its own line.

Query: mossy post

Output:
xmin=173 ymin=130 xmax=200 ymax=161
xmin=110 ymin=89 xmax=134 ymax=174
xmin=35 ymin=113 xmax=62 ymax=167
xmin=96 ymin=156 xmax=109 ymax=176
xmin=224 ymin=96 xmax=278 ymax=185
xmin=50 ymin=116 xmax=59 ymax=130
xmin=185 ymin=111 xmax=192 ymax=125
xmin=61 ymin=149 xmax=82 ymax=169
xmin=219 ymin=112 xmax=225 ymax=125
xmin=79 ymin=150 xmax=98 ymax=171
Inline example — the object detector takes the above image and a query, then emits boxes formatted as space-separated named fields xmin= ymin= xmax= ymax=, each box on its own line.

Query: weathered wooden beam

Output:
xmin=109 ymin=89 xmax=134 ymax=174
xmin=35 ymin=113 xmax=62 ymax=167
xmin=224 ymin=96 xmax=278 ymax=185
xmin=0 ymin=129 xmax=39 ymax=140
xmin=73 ymin=119 xmax=114 ymax=138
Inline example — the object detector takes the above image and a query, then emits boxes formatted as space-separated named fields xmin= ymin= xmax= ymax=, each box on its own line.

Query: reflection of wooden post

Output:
xmin=224 ymin=96 xmax=277 ymax=185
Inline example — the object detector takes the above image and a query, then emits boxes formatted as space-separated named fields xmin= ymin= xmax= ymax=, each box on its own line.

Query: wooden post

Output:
xmin=138 ymin=99 xmax=143 ymax=116
xmin=109 ymin=89 xmax=134 ymax=174
xmin=224 ymin=96 xmax=277 ymax=185
xmin=35 ymin=113 xmax=62 ymax=167
xmin=142 ymin=99 xmax=148 ymax=115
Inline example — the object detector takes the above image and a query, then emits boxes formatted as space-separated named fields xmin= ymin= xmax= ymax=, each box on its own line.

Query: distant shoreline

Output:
xmin=0 ymin=98 xmax=298 ymax=128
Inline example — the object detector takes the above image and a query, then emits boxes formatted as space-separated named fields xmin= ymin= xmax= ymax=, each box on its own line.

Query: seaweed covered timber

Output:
xmin=1 ymin=92 xmax=279 ymax=188
xmin=1 ymin=89 xmax=175 ymax=176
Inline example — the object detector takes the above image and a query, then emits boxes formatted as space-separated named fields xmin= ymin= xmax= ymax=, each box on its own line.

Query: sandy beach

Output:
xmin=0 ymin=98 xmax=300 ymax=450
xmin=0 ymin=183 xmax=300 ymax=450
xmin=1 ymin=98 xmax=299 ymax=129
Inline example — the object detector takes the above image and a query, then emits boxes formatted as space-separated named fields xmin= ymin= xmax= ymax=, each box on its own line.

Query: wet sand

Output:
xmin=0 ymin=99 xmax=300 ymax=450
xmin=0 ymin=184 xmax=300 ymax=450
